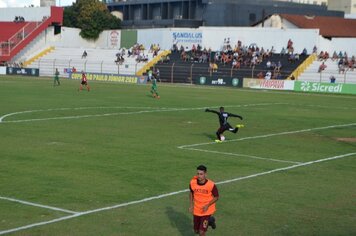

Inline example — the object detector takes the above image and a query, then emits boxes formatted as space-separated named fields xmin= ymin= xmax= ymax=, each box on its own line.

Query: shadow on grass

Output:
xmin=202 ymin=132 xmax=216 ymax=141
xmin=166 ymin=206 xmax=194 ymax=236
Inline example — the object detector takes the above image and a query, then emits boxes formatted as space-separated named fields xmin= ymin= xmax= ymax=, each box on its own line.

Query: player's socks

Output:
xmin=236 ymin=124 xmax=244 ymax=128
xmin=215 ymin=139 xmax=222 ymax=143
xmin=208 ymin=216 xmax=216 ymax=229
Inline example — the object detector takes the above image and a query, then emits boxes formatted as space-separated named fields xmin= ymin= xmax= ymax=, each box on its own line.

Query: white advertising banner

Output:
xmin=243 ymin=78 xmax=295 ymax=91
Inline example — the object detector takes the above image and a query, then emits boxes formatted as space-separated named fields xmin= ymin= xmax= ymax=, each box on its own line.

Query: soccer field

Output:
xmin=0 ymin=75 xmax=355 ymax=236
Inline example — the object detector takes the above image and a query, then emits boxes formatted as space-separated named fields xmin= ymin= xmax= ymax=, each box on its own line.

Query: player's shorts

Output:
xmin=81 ymin=81 xmax=87 ymax=85
xmin=193 ymin=215 xmax=211 ymax=233
xmin=218 ymin=123 xmax=232 ymax=133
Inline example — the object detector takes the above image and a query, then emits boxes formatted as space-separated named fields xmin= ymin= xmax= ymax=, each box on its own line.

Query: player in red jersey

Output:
xmin=79 ymin=71 xmax=90 ymax=91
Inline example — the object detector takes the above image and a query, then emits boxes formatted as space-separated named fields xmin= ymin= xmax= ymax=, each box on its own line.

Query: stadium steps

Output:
xmin=26 ymin=47 xmax=153 ymax=77
xmin=297 ymin=59 xmax=356 ymax=84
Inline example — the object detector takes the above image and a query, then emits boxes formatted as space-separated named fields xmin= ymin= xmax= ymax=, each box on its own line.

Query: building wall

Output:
xmin=328 ymin=0 xmax=356 ymax=14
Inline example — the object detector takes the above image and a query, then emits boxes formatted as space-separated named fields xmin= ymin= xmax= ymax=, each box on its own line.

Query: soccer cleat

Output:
xmin=215 ymin=139 xmax=222 ymax=143
xmin=208 ymin=216 xmax=216 ymax=229
xmin=236 ymin=124 xmax=245 ymax=128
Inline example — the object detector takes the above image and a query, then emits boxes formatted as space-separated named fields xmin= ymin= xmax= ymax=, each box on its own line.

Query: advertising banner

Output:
xmin=0 ymin=66 xmax=6 ymax=75
xmin=243 ymin=78 xmax=294 ymax=90
xmin=195 ymin=76 xmax=243 ymax=88
xmin=6 ymin=67 xmax=39 ymax=76
xmin=294 ymin=81 xmax=356 ymax=95
xmin=70 ymin=72 xmax=147 ymax=85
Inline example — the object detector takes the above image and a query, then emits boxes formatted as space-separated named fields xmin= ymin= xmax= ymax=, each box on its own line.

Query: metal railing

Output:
xmin=0 ymin=21 xmax=44 ymax=56
xmin=33 ymin=58 xmax=142 ymax=77
xmin=153 ymin=63 xmax=294 ymax=84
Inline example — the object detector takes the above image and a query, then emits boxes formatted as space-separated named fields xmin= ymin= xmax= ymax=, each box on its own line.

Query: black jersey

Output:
xmin=206 ymin=109 xmax=243 ymax=126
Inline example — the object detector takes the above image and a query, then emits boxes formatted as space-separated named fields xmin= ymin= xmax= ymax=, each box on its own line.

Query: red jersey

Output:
xmin=81 ymin=73 xmax=87 ymax=82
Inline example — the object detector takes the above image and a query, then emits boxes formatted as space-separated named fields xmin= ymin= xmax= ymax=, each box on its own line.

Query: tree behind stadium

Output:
xmin=63 ymin=0 xmax=121 ymax=40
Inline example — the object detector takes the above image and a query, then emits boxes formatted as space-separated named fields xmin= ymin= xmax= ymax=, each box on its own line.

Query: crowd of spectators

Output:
xmin=171 ymin=38 xmax=305 ymax=80
xmin=317 ymin=50 xmax=355 ymax=74
xmin=13 ymin=16 xmax=25 ymax=23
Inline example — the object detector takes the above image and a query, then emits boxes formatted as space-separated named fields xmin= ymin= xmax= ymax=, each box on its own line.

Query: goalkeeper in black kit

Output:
xmin=205 ymin=106 xmax=244 ymax=143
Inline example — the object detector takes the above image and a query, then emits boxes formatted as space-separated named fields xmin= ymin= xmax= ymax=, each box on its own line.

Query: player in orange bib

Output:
xmin=189 ymin=165 xmax=219 ymax=236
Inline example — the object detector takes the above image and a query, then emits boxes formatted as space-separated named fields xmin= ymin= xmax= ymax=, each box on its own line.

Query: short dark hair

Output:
xmin=197 ymin=165 xmax=207 ymax=172
xmin=219 ymin=106 xmax=224 ymax=111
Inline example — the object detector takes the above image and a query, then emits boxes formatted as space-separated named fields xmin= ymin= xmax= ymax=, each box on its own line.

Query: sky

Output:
xmin=0 ymin=0 xmax=75 ymax=8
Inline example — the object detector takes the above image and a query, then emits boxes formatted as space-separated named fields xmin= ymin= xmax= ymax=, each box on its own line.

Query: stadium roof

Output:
xmin=280 ymin=14 xmax=356 ymax=38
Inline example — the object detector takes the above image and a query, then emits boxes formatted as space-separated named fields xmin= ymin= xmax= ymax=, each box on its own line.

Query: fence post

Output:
xmin=190 ymin=64 xmax=194 ymax=84
xmin=251 ymin=65 xmax=255 ymax=78
xmin=171 ymin=63 xmax=175 ymax=84
xmin=230 ymin=66 xmax=233 ymax=77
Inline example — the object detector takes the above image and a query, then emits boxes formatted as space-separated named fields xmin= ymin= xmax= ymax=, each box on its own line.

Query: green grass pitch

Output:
xmin=0 ymin=75 xmax=355 ymax=235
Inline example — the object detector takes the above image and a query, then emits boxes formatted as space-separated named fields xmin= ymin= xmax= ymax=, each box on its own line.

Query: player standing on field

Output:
xmin=150 ymin=77 xmax=159 ymax=98
xmin=189 ymin=165 xmax=218 ymax=236
xmin=53 ymin=68 xmax=60 ymax=86
xmin=205 ymin=106 xmax=244 ymax=142
xmin=79 ymin=71 xmax=90 ymax=92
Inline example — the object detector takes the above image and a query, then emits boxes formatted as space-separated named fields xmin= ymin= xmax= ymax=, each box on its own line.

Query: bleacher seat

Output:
xmin=26 ymin=47 xmax=154 ymax=77
xmin=153 ymin=51 xmax=308 ymax=83
xmin=298 ymin=59 xmax=356 ymax=84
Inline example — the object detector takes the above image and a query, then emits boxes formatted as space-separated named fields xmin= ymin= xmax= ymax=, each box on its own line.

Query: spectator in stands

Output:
xmin=280 ymin=47 xmax=286 ymax=56
xmin=257 ymin=71 xmax=264 ymax=79
xmin=265 ymin=71 xmax=272 ymax=80
xmin=301 ymin=48 xmax=307 ymax=56
xmin=318 ymin=62 xmax=327 ymax=73
xmin=332 ymin=51 xmax=338 ymax=61
xmin=313 ymin=45 xmax=317 ymax=54
xmin=82 ymin=50 xmax=87 ymax=59
xmin=338 ymin=51 xmax=343 ymax=59
xmin=71 ymin=67 xmax=77 ymax=73
xmin=276 ymin=61 xmax=282 ymax=72
xmin=266 ymin=60 xmax=271 ymax=69
xmin=329 ymin=75 xmax=336 ymax=83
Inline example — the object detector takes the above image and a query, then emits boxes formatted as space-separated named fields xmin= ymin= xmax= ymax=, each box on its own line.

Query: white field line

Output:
xmin=0 ymin=103 xmax=285 ymax=123
xmin=1 ymin=152 xmax=355 ymax=235
xmin=178 ymin=122 xmax=356 ymax=149
xmin=183 ymin=148 xmax=302 ymax=164
xmin=0 ymin=196 xmax=78 ymax=214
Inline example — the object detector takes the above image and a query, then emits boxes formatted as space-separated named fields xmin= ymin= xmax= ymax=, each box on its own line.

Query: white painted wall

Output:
xmin=52 ymin=27 xmax=121 ymax=49
xmin=330 ymin=38 xmax=356 ymax=55
xmin=0 ymin=7 xmax=51 ymax=21
xmin=201 ymin=27 xmax=319 ymax=53
xmin=137 ymin=28 xmax=202 ymax=51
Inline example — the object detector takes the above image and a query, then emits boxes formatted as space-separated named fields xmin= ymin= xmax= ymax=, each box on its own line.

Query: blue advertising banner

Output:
xmin=6 ymin=67 xmax=39 ymax=76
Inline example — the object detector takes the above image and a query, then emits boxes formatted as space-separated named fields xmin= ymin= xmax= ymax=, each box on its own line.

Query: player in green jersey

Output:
xmin=150 ymin=77 xmax=160 ymax=99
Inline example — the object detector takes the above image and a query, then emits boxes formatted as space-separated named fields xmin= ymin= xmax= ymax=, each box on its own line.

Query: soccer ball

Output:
xmin=220 ymin=135 xmax=225 ymax=141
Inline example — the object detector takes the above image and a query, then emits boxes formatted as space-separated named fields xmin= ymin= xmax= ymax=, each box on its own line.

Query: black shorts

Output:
xmin=81 ymin=81 xmax=87 ymax=85
xmin=218 ymin=123 xmax=232 ymax=133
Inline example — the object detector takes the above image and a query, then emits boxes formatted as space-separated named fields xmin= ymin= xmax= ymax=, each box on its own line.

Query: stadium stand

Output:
xmin=0 ymin=6 xmax=63 ymax=62
xmin=152 ymin=50 xmax=308 ymax=83
xmin=26 ymin=47 xmax=155 ymax=77
xmin=297 ymin=58 xmax=356 ymax=84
